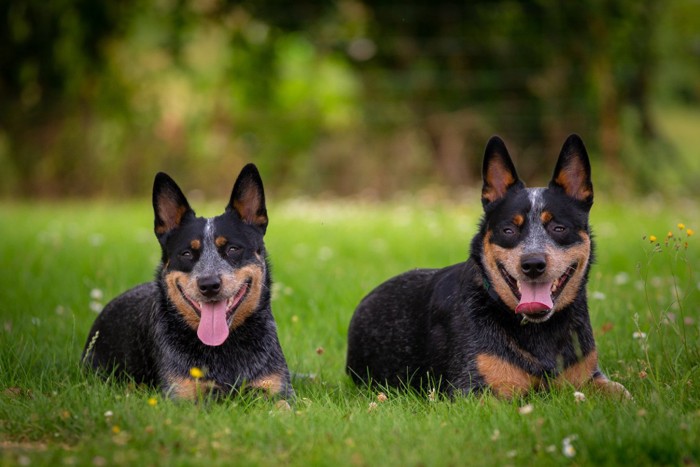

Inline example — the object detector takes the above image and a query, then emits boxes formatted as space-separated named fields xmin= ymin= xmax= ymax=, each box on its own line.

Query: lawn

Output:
xmin=0 ymin=195 xmax=698 ymax=466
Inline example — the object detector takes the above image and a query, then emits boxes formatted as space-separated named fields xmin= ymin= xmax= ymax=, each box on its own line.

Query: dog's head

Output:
xmin=472 ymin=135 xmax=593 ymax=323
xmin=153 ymin=164 xmax=269 ymax=346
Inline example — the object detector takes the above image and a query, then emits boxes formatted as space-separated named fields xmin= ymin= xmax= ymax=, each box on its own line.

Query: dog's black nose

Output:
xmin=521 ymin=254 xmax=547 ymax=279
xmin=197 ymin=275 xmax=221 ymax=298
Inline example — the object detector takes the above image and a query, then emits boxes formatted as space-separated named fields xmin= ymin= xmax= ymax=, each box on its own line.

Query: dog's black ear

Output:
xmin=549 ymin=134 xmax=593 ymax=205
xmin=227 ymin=163 xmax=268 ymax=234
xmin=481 ymin=136 xmax=524 ymax=208
xmin=153 ymin=172 xmax=195 ymax=240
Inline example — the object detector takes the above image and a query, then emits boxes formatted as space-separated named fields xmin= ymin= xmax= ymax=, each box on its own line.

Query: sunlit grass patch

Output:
xmin=0 ymin=199 xmax=698 ymax=466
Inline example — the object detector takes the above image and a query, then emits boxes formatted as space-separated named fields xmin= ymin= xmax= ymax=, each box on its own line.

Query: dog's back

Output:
xmin=83 ymin=283 xmax=159 ymax=384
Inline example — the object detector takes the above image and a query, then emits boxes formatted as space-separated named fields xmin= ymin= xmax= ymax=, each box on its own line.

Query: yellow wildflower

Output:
xmin=147 ymin=397 xmax=158 ymax=407
xmin=649 ymin=235 xmax=657 ymax=243
xmin=667 ymin=231 xmax=673 ymax=238
xmin=112 ymin=425 xmax=121 ymax=434
xmin=190 ymin=367 xmax=204 ymax=379
xmin=678 ymin=223 xmax=685 ymax=230
xmin=687 ymin=229 xmax=694 ymax=237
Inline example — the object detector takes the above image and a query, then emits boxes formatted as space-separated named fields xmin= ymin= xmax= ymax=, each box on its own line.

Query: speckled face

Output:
xmin=477 ymin=135 xmax=594 ymax=323
xmin=152 ymin=164 xmax=270 ymax=345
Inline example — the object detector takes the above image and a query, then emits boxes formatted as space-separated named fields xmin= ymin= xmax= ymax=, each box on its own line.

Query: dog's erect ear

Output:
xmin=153 ymin=172 xmax=195 ymax=239
xmin=481 ymin=136 xmax=524 ymax=208
xmin=227 ymin=163 xmax=268 ymax=233
xmin=549 ymin=134 xmax=593 ymax=205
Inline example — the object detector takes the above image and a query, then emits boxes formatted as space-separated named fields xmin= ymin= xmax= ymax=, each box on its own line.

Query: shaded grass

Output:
xmin=0 ymin=197 xmax=699 ymax=466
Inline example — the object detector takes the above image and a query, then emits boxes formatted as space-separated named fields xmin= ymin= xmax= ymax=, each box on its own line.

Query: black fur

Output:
xmin=346 ymin=135 xmax=627 ymax=398
xmin=82 ymin=164 xmax=293 ymax=400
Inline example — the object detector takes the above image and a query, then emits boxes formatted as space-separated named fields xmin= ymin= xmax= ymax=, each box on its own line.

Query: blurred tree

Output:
xmin=0 ymin=0 xmax=697 ymax=197
xmin=0 ymin=0 xmax=133 ymax=195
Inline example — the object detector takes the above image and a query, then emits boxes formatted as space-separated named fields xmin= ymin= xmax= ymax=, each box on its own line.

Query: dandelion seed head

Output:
xmin=104 ymin=410 xmax=113 ymax=418
xmin=377 ymin=392 xmax=388 ymax=403
xmin=573 ymin=391 xmax=586 ymax=402
xmin=518 ymin=403 xmax=534 ymax=415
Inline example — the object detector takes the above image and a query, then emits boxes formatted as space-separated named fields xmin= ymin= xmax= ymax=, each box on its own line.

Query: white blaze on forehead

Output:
xmin=528 ymin=188 xmax=545 ymax=212
xmin=523 ymin=188 xmax=549 ymax=253
xmin=194 ymin=218 xmax=232 ymax=276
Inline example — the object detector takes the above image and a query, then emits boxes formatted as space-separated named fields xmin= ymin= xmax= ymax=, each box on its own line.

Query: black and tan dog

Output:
xmin=346 ymin=135 xmax=628 ymax=398
xmin=82 ymin=164 xmax=294 ymax=400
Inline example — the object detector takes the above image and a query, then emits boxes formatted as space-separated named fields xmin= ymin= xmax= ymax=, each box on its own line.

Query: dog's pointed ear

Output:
xmin=549 ymin=134 xmax=593 ymax=206
xmin=481 ymin=136 xmax=524 ymax=208
xmin=153 ymin=172 xmax=195 ymax=240
xmin=227 ymin=163 xmax=268 ymax=234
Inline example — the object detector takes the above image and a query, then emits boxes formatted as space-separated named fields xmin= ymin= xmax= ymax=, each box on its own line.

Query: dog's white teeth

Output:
xmin=516 ymin=281 xmax=521 ymax=292
xmin=551 ymin=283 xmax=557 ymax=293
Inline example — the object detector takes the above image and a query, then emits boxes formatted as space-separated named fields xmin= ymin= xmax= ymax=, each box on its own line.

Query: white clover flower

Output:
xmin=90 ymin=288 xmax=104 ymax=300
xmin=562 ymin=435 xmax=578 ymax=458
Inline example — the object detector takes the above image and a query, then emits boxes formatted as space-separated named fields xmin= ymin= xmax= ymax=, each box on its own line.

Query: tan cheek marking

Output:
xmin=476 ymin=354 xmax=540 ymax=398
xmin=215 ymin=236 xmax=227 ymax=248
xmin=540 ymin=211 xmax=552 ymax=224
xmin=229 ymin=264 xmax=265 ymax=330
xmin=166 ymin=375 xmax=218 ymax=400
xmin=190 ymin=239 xmax=201 ymax=250
xmin=164 ymin=271 xmax=199 ymax=330
xmin=482 ymin=231 xmax=521 ymax=311
xmin=513 ymin=214 xmax=524 ymax=227
xmin=550 ymin=232 xmax=591 ymax=310
xmin=249 ymin=373 xmax=284 ymax=396
xmin=553 ymin=350 xmax=598 ymax=388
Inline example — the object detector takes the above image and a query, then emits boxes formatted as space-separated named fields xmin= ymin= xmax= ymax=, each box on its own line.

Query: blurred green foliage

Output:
xmin=1 ymin=0 xmax=699 ymax=198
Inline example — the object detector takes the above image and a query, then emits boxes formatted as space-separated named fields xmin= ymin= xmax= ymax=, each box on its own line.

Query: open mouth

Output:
xmin=177 ymin=279 xmax=251 ymax=346
xmin=178 ymin=280 xmax=251 ymax=321
xmin=498 ymin=263 xmax=577 ymax=317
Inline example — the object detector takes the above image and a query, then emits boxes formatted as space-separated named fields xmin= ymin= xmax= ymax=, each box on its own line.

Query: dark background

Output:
xmin=2 ymin=0 xmax=699 ymax=199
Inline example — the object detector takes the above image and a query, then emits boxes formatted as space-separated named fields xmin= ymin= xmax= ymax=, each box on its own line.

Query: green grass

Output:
xmin=1 ymin=197 xmax=699 ymax=466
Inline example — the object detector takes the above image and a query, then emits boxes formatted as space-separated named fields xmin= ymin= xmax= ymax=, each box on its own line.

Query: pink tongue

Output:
xmin=197 ymin=301 xmax=230 ymax=346
xmin=515 ymin=281 xmax=553 ymax=314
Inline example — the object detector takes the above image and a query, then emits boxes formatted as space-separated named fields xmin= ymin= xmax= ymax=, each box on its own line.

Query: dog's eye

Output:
xmin=180 ymin=250 xmax=193 ymax=259
xmin=226 ymin=245 xmax=240 ymax=256
xmin=503 ymin=227 xmax=516 ymax=235
xmin=550 ymin=224 xmax=567 ymax=234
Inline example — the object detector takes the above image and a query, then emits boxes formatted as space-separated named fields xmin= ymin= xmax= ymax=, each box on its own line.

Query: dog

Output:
xmin=82 ymin=164 xmax=294 ymax=401
xmin=346 ymin=135 xmax=629 ymax=398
